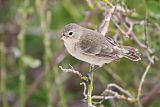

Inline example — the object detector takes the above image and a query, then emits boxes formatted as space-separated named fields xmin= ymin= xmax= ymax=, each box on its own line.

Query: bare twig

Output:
xmin=111 ymin=17 xmax=126 ymax=36
xmin=80 ymin=82 xmax=87 ymax=99
xmin=113 ymin=12 xmax=154 ymax=64
xmin=59 ymin=65 xmax=94 ymax=107
xmin=92 ymin=88 xmax=135 ymax=103
xmin=104 ymin=83 xmax=133 ymax=98
xmin=59 ymin=65 xmax=83 ymax=79
xmin=88 ymin=83 xmax=136 ymax=106
xmin=92 ymin=95 xmax=116 ymax=100
xmin=137 ymin=56 xmax=156 ymax=107
xmin=98 ymin=3 xmax=116 ymax=36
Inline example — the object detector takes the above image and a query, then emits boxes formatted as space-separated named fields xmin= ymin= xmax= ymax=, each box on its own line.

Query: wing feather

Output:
xmin=76 ymin=30 xmax=120 ymax=59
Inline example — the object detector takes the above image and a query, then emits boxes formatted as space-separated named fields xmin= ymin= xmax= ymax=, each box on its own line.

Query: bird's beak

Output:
xmin=60 ymin=35 xmax=63 ymax=40
xmin=61 ymin=33 xmax=69 ymax=40
xmin=61 ymin=36 xmax=65 ymax=40
xmin=61 ymin=33 xmax=65 ymax=40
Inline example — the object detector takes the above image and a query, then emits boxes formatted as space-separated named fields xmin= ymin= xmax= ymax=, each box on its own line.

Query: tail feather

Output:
xmin=122 ymin=46 xmax=141 ymax=61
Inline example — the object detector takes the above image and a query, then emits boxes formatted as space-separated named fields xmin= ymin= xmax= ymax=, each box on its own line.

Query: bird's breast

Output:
xmin=63 ymin=39 xmax=107 ymax=67
xmin=63 ymin=38 xmax=78 ymax=55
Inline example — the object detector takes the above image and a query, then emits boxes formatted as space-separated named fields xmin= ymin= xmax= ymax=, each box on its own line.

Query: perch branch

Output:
xmin=59 ymin=65 xmax=95 ymax=107
xmin=59 ymin=64 xmax=90 ymax=82
xmin=86 ymin=66 xmax=95 ymax=107
xmin=59 ymin=65 xmax=83 ymax=79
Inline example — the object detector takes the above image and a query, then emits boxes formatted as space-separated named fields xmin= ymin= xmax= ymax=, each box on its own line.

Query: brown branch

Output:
xmin=98 ymin=2 xmax=116 ymax=36
xmin=91 ymin=83 xmax=136 ymax=103
xmin=113 ymin=13 xmax=154 ymax=63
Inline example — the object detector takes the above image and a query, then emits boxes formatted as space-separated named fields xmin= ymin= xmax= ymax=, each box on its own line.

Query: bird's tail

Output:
xmin=121 ymin=46 xmax=141 ymax=61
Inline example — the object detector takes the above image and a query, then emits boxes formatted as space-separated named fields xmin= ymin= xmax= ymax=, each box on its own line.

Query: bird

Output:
xmin=61 ymin=23 xmax=141 ymax=68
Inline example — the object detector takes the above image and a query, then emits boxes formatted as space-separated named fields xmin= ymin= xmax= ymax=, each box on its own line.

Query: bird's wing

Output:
xmin=95 ymin=43 xmax=118 ymax=59
xmin=95 ymin=36 xmax=120 ymax=58
xmin=76 ymin=38 xmax=118 ymax=59
xmin=104 ymin=36 xmax=119 ymax=46
xmin=76 ymin=39 xmax=100 ymax=55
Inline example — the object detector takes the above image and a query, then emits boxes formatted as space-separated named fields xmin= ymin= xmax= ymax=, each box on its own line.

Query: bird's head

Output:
xmin=61 ymin=23 xmax=82 ymax=40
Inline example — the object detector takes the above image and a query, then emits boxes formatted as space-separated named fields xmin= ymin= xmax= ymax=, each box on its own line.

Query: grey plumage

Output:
xmin=61 ymin=23 xmax=141 ymax=67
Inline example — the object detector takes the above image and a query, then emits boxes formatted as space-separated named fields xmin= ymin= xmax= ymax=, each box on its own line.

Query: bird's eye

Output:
xmin=68 ymin=31 xmax=73 ymax=36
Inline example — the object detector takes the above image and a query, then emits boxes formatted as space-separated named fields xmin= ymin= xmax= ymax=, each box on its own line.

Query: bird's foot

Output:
xmin=81 ymin=74 xmax=91 ymax=83
xmin=81 ymin=65 xmax=100 ymax=83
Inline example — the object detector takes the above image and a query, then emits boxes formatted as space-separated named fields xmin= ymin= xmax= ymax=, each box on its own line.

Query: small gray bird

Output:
xmin=61 ymin=23 xmax=141 ymax=67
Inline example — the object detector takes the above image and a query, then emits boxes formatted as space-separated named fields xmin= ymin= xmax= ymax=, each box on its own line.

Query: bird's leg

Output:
xmin=81 ymin=65 xmax=100 ymax=82
xmin=84 ymin=65 xmax=100 ymax=82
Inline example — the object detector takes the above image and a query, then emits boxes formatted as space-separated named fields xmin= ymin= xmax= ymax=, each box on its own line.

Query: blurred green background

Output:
xmin=0 ymin=0 xmax=160 ymax=107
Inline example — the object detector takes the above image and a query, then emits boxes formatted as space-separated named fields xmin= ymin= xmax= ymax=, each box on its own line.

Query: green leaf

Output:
xmin=22 ymin=55 xmax=41 ymax=68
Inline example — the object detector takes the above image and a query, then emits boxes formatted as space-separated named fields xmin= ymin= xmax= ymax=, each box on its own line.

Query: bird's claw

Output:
xmin=81 ymin=75 xmax=91 ymax=83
